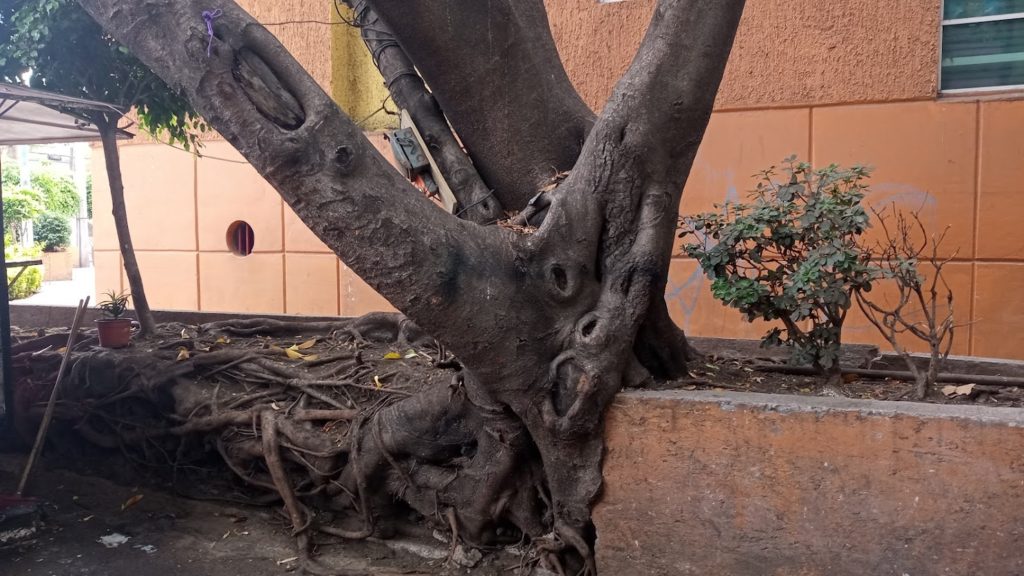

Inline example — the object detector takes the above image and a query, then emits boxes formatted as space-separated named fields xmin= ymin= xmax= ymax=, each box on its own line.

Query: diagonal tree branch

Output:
xmin=364 ymin=0 xmax=596 ymax=211
xmin=343 ymin=0 xmax=504 ymax=225
xmin=75 ymin=0 xmax=503 ymax=344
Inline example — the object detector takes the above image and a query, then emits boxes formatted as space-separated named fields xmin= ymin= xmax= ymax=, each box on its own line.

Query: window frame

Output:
xmin=939 ymin=6 xmax=1024 ymax=94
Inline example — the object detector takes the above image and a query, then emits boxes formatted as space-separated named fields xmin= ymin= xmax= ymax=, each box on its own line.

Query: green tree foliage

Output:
xmin=1 ymin=0 xmax=210 ymax=335
xmin=85 ymin=173 xmax=92 ymax=218
xmin=2 ymin=162 xmax=19 ymax=188
xmin=34 ymin=212 xmax=70 ymax=251
xmin=3 ymin=186 xmax=43 ymax=241
xmin=680 ymin=157 xmax=875 ymax=374
xmin=30 ymin=170 xmax=78 ymax=217
xmin=0 ymin=0 xmax=206 ymax=148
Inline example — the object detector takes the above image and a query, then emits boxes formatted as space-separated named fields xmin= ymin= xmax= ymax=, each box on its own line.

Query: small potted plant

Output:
xmin=96 ymin=290 xmax=134 ymax=348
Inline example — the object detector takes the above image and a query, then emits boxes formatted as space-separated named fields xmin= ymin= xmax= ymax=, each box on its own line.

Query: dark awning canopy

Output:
xmin=0 ymin=82 xmax=133 ymax=145
xmin=0 ymin=81 xmax=134 ymax=433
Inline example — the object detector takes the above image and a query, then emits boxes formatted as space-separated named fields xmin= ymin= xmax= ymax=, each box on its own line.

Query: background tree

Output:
xmin=0 ymin=0 xmax=208 ymax=334
xmin=75 ymin=0 xmax=746 ymax=571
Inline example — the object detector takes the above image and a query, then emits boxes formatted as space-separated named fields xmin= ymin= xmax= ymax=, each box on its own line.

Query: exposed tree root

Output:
xmin=11 ymin=314 xmax=559 ymax=574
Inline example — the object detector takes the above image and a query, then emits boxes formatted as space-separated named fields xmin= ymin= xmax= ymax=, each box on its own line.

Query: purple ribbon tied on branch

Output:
xmin=202 ymin=9 xmax=223 ymax=57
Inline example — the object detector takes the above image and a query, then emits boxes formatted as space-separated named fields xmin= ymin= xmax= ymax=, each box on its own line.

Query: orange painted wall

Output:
xmin=544 ymin=0 xmax=942 ymax=111
xmin=92 ymin=0 xmax=1024 ymax=360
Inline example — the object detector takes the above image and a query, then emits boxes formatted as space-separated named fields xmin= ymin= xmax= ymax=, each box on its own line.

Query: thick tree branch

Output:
xmin=365 ymin=0 xmax=596 ymax=211
xmin=564 ymin=0 xmax=745 ymax=378
xmin=76 ymin=0 xmax=505 ymax=345
xmin=462 ymin=0 xmax=747 ymax=555
xmin=344 ymin=1 xmax=504 ymax=224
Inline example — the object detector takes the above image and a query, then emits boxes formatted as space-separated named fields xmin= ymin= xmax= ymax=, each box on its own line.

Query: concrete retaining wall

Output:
xmin=595 ymin=390 xmax=1024 ymax=576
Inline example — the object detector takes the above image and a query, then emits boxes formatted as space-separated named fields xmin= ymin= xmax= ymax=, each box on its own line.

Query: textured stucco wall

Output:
xmin=235 ymin=0 xmax=333 ymax=92
xmin=544 ymin=0 xmax=941 ymax=111
xmin=331 ymin=6 xmax=395 ymax=131
xmin=596 ymin=390 xmax=1024 ymax=576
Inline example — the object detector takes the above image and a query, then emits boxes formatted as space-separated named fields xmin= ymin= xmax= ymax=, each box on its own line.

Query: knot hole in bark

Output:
xmin=575 ymin=312 xmax=601 ymax=343
xmin=547 ymin=352 xmax=595 ymax=423
xmin=545 ymin=263 xmax=579 ymax=301
xmin=335 ymin=146 xmax=354 ymax=173
xmin=233 ymin=48 xmax=306 ymax=130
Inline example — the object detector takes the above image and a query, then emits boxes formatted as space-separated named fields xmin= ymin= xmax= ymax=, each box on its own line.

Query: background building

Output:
xmin=91 ymin=0 xmax=1024 ymax=359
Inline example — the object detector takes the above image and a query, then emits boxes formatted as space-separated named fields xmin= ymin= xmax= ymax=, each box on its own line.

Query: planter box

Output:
xmin=40 ymin=249 xmax=75 ymax=281
xmin=596 ymin=390 xmax=1024 ymax=576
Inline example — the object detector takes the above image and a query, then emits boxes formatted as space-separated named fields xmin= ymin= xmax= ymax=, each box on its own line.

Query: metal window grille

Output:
xmin=941 ymin=1 xmax=1024 ymax=92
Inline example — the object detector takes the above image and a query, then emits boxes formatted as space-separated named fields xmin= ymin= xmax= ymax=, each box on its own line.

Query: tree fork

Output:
xmin=364 ymin=0 xmax=596 ymax=210
xmin=76 ymin=0 xmax=747 ymax=572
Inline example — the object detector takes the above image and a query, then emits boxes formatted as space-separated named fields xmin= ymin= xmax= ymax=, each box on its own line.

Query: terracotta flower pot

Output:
xmin=96 ymin=318 xmax=134 ymax=348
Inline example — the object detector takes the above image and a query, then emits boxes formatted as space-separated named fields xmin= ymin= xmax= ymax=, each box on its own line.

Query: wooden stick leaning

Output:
xmin=16 ymin=296 xmax=90 ymax=496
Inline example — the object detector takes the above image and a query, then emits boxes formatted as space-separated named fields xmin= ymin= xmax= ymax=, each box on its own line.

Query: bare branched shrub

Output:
xmin=856 ymin=205 xmax=958 ymax=400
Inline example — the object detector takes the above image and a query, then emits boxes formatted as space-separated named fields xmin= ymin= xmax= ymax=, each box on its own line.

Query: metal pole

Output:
xmin=0 ymin=151 xmax=15 ymax=437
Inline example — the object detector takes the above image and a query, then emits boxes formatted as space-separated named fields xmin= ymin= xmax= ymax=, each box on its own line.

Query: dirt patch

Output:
xmin=682 ymin=337 xmax=1024 ymax=408
xmin=0 ymin=451 xmax=533 ymax=575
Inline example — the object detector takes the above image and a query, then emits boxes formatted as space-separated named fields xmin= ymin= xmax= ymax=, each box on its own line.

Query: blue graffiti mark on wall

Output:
xmin=665 ymin=265 xmax=706 ymax=332
xmin=867 ymin=183 xmax=938 ymax=225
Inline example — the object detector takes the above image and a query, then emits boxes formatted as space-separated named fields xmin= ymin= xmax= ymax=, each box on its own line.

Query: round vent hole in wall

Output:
xmin=226 ymin=221 xmax=255 ymax=256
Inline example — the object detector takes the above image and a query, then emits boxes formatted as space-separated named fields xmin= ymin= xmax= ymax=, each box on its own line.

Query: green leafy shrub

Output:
xmin=679 ymin=157 xmax=875 ymax=375
xmin=5 ymin=243 xmax=43 ymax=300
xmin=7 ymin=265 xmax=42 ymax=300
xmin=34 ymin=213 xmax=72 ymax=252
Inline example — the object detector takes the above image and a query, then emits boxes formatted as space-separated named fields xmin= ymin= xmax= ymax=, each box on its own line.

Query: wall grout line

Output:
xmin=335 ymin=259 xmax=342 ymax=317
xmin=280 ymin=191 xmax=287 ymax=314
xmin=969 ymin=102 xmax=983 ymax=355
xmin=194 ymin=153 xmax=202 ymax=311
xmin=281 ymin=253 xmax=288 ymax=315
xmin=807 ymin=107 xmax=815 ymax=166
xmin=714 ymin=95 xmax=938 ymax=114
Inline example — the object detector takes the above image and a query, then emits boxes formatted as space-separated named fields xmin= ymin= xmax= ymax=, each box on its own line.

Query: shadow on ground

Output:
xmin=0 ymin=451 xmax=516 ymax=575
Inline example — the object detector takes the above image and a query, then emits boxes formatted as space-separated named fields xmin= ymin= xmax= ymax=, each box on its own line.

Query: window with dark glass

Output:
xmin=942 ymin=0 xmax=1024 ymax=91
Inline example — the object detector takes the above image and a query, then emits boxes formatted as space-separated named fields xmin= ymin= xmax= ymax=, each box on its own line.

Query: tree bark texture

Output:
xmin=94 ymin=113 xmax=157 ymax=336
xmin=76 ymin=0 xmax=746 ymax=570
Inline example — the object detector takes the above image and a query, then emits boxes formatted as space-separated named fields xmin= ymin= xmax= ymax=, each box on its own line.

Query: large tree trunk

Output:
xmin=94 ymin=114 xmax=156 ymax=336
xmin=76 ymin=0 xmax=746 ymax=571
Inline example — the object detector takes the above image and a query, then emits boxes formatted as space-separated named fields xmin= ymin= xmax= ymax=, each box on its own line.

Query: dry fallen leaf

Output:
xmin=373 ymin=375 xmax=383 ymax=389
xmin=121 ymin=494 xmax=144 ymax=511
xmin=382 ymin=351 xmax=402 ymax=360
xmin=284 ymin=348 xmax=305 ymax=360
xmin=175 ymin=347 xmax=190 ymax=361
xmin=302 ymin=354 xmax=320 ymax=362
xmin=215 ymin=336 xmax=230 ymax=345
xmin=296 ymin=338 xmax=317 ymax=350
xmin=943 ymin=384 xmax=976 ymax=398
